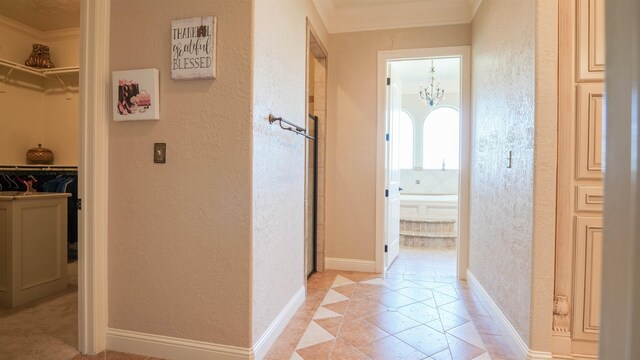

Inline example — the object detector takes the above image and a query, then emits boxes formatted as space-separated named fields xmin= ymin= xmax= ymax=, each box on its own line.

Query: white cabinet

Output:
xmin=0 ymin=192 xmax=70 ymax=307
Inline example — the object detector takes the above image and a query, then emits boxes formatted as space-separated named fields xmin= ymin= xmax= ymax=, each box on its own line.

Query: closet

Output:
xmin=0 ymin=11 xmax=80 ymax=265
xmin=554 ymin=0 xmax=605 ymax=358
xmin=0 ymin=4 xmax=82 ymax=357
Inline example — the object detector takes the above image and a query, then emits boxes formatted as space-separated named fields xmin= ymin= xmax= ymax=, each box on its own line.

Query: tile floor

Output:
xmin=5 ymin=248 xmax=515 ymax=360
xmin=265 ymin=247 xmax=516 ymax=360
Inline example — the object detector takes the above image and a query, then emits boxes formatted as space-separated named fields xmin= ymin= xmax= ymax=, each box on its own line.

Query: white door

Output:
xmin=385 ymin=64 xmax=402 ymax=268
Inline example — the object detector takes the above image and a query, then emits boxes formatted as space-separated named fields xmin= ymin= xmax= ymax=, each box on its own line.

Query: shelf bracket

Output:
xmin=0 ymin=68 xmax=15 ymax=93
xmin=53 ymin=75 xmax=72 ymax=100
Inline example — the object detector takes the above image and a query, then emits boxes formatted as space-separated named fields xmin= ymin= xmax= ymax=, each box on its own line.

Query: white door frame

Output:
xmin=78 ymin=0 xmax=110 ymax=354
xmin=375 ymin=46 xmax=471 ymax=277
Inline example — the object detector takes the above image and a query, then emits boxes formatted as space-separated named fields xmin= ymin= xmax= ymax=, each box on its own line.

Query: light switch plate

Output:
xmin=154 ymin=143 xmax=166 ymax=163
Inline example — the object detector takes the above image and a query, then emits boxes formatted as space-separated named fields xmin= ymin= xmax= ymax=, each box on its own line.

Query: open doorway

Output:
xmin=376 ymin=47 xmax=470 ymax=278
xmin=0 ymin=0 xmax=109 ymax=357
xmin=0 ymin=2 xmax=83 ymax=358
xmin=391 ymin=57 xmax=461 ymax=277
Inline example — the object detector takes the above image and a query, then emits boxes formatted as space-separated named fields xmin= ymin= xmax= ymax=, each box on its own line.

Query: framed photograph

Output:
xmin=112 ymin=69 xmax=160 ymax=121
xmin=171 ymin=16 xmax=217 ymax=80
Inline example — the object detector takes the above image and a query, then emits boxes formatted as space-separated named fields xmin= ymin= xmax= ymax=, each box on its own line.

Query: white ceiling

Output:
xmin=0 ymin=0 xmax=80 ymax=31
xmin=0 ymin=0 xmax=478 ymax=34
xmin=391 ymin=57 xmax=461 ymax=95
xmin=313 ymin=0 xmax=481 ymax=33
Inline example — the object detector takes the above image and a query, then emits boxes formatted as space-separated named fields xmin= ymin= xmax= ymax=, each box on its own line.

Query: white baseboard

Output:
xmin=253 ymin=286 xmax=305 ymax=360
xmin=325 ymin=257 xmax=376 ymax=272
xmin=106 ymin=328 xmax=253 ymax=360
xmin=466 ymin=270 xmax=553 ymax=360
xmin=106 ymin=286 xmax=306 ymax=360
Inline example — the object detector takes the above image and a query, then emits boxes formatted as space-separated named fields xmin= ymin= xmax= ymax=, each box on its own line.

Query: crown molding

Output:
xmin=312 ymin=0 xmax=472 ymax=34
xmin=0 ymin=14 xmax=42 ymax=39
xmin=468 ymin=0 xmax=483 ymax=19
xmin=44 ymin=27 xmax=81 ymax=40
xmin=0 ymin=14 xmax=79 ymax=40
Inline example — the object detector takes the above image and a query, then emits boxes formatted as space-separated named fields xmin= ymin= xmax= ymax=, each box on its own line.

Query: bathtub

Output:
xmin=400 ymin=194 xmax=458 ymax=222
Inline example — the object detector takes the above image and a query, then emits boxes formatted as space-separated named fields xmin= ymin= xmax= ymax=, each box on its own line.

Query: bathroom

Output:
xmin=390 ymin=57 xmax=461 ymax=275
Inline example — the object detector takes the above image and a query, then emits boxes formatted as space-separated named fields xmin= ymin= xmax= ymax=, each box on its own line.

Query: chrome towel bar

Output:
xmin=268 ymin=114 xmax=316 ymax=140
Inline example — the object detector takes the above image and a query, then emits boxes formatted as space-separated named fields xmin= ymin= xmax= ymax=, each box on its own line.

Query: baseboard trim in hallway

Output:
xmin=253 ymin=286 xmax=306 ymax=360
xmin=106 ymin=327 xmax=253 ymax=360
xmin=106 ymin=286 xmax=305 ymax=360
xmin=325 ymin=257 xmax=376 ymax=272
xmin=466 ymin=270 xmax=553 ymax=360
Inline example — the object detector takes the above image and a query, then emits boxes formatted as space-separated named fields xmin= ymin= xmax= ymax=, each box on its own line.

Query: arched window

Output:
xmin=423 ymin=107 xmax=459 ymax=170
xmin=398 ymin=111 xmax=414 ymax=169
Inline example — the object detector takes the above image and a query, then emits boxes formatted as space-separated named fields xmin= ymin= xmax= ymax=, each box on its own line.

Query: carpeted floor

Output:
xmin=0 ymin=262 xmax=80 ymax=360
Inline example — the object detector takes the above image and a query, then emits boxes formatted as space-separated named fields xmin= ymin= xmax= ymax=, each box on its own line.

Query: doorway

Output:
xmin=305 ymin=23 xmax=328 ymax=277
xmin=0 ymin=1 xmax=110 ymax=356
xmin=0 ymin=4 xmax=82 ymax=359
xmin=375 ymin=47 xmax=471 ymax=278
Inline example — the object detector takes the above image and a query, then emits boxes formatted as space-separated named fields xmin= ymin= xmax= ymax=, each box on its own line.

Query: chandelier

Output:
xmin=418 ymin=60 xmax=445 ymax=107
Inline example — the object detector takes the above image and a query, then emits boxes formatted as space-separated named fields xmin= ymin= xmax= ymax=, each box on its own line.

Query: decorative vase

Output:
xmin=24 ymin=43 xmax=55 ymax=69
xmin=26 ymin=144 xmax=54 ymax=164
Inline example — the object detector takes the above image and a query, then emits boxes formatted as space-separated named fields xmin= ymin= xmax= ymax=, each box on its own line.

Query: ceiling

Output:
xmin=0 ymin=0 xmax=80 ymax=32
xmin=0 ymin=0 xmax=478 ymax=33
xmin=313 ymin=0 xmax=481 ymax=33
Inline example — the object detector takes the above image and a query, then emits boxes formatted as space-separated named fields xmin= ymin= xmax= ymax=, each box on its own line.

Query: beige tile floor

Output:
xmin=3 ymin=247 xmax=515 ymax=360
xmin=265 ymin=247 xmax=516 ymax=360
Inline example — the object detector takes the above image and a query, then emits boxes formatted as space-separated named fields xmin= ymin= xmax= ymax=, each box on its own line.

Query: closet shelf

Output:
xmin=0 ymin=59 xmax=79 ymax=99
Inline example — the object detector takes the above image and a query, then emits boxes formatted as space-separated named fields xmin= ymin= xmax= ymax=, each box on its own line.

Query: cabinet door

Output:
xmin=577 ymin=0 xmax=605 ymax=81
xmin=573 ymin=216 xmax=603 ymax=341
xmin=576 ymin=83 xmax=603 ymax=180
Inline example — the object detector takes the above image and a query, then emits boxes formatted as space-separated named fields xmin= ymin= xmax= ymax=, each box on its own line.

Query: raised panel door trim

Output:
xmin=577 ymin=0 xmax=605 ymax=81
xmin=576 ymin=84 xmax=604 ymax=180
xmin=18 ymin=203 xmax=63 ymax=290
xmin=583 ymin=224 xmax=602 ymax=332
xmin=573 ymin=216 xmax=603 ymax=341
xmin=576 ymin=186 xmax=603 ymax=212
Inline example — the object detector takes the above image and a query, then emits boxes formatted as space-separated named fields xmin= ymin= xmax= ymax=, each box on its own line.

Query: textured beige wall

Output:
xmin=109 ymin=0 xmax=253 ymax=347
xmin=252 ymin=0 xmax=328 ymax=341
xmin=469 ymin=0 xmax=535 ymax=345
xmin=326 ymin=25 xmax=470 ymax=261
xmin=0 ymin=19 xmax=79 ymax=165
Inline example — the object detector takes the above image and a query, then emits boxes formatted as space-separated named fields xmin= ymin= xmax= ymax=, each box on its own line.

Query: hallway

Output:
xmin=265 ymin=249 xmax=515 ymax=359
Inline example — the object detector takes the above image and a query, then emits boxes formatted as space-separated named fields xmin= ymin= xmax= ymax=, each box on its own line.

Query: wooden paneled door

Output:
xmin=554 ymin=0 xmax=605 ymax=358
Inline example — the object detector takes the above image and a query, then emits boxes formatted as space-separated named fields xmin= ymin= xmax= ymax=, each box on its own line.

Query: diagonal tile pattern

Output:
xmin=266 ymin=248 xmax=517 ymax=359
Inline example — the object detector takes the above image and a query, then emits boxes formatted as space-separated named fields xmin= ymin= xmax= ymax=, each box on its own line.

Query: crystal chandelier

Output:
xmin=418 ymin=60 xmax=445 ymax=107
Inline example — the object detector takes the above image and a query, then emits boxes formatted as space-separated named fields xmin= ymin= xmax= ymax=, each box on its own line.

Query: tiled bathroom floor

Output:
xmin=265 ymin=247 xmax=516 ymax=360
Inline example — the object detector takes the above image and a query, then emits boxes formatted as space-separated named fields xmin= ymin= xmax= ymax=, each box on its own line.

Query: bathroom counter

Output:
xmin=0 ymin=191 xmax=71 ymax=200
xmin=0 ymin=192 xmax=71 ymax=307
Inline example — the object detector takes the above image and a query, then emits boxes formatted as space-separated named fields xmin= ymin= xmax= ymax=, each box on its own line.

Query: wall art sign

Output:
xmin=112 ymin=69 xmax=160 ymax=121
xmin=171 ymin=16 xmax=217 ymax=80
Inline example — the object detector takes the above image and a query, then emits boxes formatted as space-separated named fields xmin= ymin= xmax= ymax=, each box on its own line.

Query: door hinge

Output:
xmin=384 ymin=245 xmax=388 ymax=253
xmin=386 ymin=77 xmax=391 ymax=85
xmin=386 ymin=133 xmax=390 ymax=141
xmin=77 ymin=198 xmax=82 ymax=210
xmin=385 ymin=189 xmax=389 ymax=197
